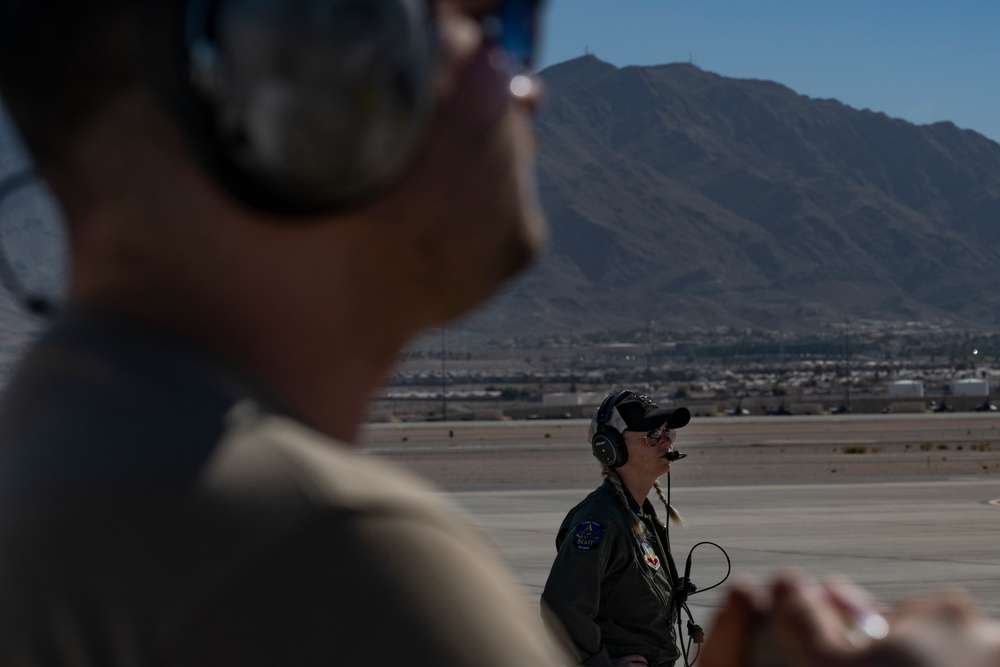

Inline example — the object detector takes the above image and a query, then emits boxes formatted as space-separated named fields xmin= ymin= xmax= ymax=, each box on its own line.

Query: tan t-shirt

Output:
xmin=0 ymin=400 xmax=567 ymax=666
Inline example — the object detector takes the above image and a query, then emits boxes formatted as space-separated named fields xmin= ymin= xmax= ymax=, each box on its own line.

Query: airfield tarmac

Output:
xmin=360 ymin=412 xmax=1000 ymax=627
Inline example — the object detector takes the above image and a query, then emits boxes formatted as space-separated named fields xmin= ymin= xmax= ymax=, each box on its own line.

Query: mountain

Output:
xmin=458 ymin=55 xmax=1000 ymax=338
xmin=4 ymin=56 xmax=1000 ymax=352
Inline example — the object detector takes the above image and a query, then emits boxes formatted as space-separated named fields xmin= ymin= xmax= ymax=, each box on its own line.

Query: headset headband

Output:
xmin=594 ymin=390 xmax=627 ymax=432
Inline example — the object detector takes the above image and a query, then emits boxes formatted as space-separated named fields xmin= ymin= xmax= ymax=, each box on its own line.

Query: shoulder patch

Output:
xmin=572 ymin=521 xmax=603 ymax=550
xmin=640 ymin=542 xmax=661 ymax=570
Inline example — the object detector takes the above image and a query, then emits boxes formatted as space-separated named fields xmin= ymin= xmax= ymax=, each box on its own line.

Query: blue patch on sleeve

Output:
xmin=572 ymin=521 xmax=603 ymax=550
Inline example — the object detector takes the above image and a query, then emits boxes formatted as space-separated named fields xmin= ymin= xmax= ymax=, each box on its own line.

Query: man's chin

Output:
xmin=432 ymin=216 xmax=546 ymax=327
xmin=503 ymin=208 xmax=548 ymax=279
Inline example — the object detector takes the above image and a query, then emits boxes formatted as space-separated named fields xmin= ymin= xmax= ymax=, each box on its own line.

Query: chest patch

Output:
xmin=572 ymin=521 xmax=603 ymax=550
xmin=640 ymin=541 xmax=661 ymax=570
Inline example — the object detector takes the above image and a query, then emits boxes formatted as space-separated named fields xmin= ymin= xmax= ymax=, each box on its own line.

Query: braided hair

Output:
xmin=601 ymin=465 xmax=684 ymax=533
xmin=654 ymin=479 xmax=685 ymax=527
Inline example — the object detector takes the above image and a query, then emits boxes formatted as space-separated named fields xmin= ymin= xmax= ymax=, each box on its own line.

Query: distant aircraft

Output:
xmin=766 ymin=400 xmax=793 ymax=416
xmin=725 ymin=398 xmax=750 ymax=416
xmin=970 ymin=398 xmax=998 ymax=412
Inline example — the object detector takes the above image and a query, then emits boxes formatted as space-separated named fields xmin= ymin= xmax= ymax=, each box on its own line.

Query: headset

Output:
xmin=0 ymin=169 xmax=63 ymax=317
xmin=170 ymin=0 xmax=544 ymax=215
xmin=173 ymin=0 xmax=440 ymax=214
xmin=590 ymin=390 xmax=629 ymax=468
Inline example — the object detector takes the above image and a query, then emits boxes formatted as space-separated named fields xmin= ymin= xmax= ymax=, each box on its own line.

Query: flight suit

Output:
xmin=542 ymin=479 xmax=681 ymax=667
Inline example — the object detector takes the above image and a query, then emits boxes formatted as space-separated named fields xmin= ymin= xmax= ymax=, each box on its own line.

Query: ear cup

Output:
xmin=591 ymin=391 xmax=628 ymax=468
xmin=591 ymin=426 xmax=627 ymax=468
xmin=181 ymin=0 xmax=438 ymax=213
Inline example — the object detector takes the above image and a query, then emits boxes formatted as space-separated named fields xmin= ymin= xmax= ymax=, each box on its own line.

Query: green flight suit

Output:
xmin=542 ymin=478 xmax=681 ymax=667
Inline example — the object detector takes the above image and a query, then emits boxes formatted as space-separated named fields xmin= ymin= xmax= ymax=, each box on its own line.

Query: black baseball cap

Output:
xmin=588 ymin=390 xmax=691 ymax=442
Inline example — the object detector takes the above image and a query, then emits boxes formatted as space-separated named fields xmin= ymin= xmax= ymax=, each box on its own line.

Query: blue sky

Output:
xmin=535 ymin=0 xmax=1000 ymax=144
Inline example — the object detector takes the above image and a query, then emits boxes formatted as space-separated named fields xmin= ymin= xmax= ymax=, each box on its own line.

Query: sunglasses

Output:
xmin=644 ymin=426 xmax=677 ymax=446
xmin=483 ymin=0 xmax=545 ymax=72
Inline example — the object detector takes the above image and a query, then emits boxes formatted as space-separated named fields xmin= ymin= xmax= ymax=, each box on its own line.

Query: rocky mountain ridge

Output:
xmin=4 ymin=56 xmax=1000 ymax=356
xmin=461 ymin=56 xmax=1000 ymax=338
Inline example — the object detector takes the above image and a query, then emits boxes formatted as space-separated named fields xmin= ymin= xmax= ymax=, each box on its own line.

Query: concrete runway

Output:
xmin=449 ymin=478 xmax=1000 ymax=629
xmin=362 ymin=413 xmax=1000 ymax=626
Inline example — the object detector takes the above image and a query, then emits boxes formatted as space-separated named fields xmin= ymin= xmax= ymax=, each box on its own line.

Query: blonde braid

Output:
xmin=653 ymin=479 xmax=685 ymax=527
xmin=600 ymin=465 xmax=645 ymax=538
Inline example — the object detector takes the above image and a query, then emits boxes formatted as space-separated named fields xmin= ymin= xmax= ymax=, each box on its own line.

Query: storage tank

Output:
xmin=887 ymin=380 xmax=924 ymax=398
xmin=952 ymin=378 xmax=990 ymax=397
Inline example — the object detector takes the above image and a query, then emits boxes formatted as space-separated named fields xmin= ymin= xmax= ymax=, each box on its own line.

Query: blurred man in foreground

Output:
xmin=0 ymin=0 xmax=564 ymax=663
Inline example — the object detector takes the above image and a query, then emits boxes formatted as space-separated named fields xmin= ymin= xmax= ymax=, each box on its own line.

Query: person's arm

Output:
xmin=541 ymin=518 xmax=627 ymax=667
xmin=700 ymin=572 xmax=1000 ymax=667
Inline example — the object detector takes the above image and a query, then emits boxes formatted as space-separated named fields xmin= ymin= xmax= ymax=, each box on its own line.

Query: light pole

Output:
xmin=843 ymin=318 xmax=851 ymax=412
xmin=440 ymin=327 xmax=446 ymax=421
xmin=646 ymin=319 xmax=654 ymax=393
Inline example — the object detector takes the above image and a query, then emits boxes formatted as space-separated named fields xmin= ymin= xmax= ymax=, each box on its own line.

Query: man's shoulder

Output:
xmin=205 ymin=401 xmax=455 ymax=521
xmin=185 ymin=403 xmax=570 ymax=665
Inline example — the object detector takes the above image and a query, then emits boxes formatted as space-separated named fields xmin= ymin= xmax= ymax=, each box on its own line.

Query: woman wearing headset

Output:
xmin=542 ymin=390 xmax=691 ymax=667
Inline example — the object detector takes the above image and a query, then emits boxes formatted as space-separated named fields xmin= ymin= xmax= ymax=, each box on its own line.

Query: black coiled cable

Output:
xmin=665 ymin=471 xmax=732 ymax=667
